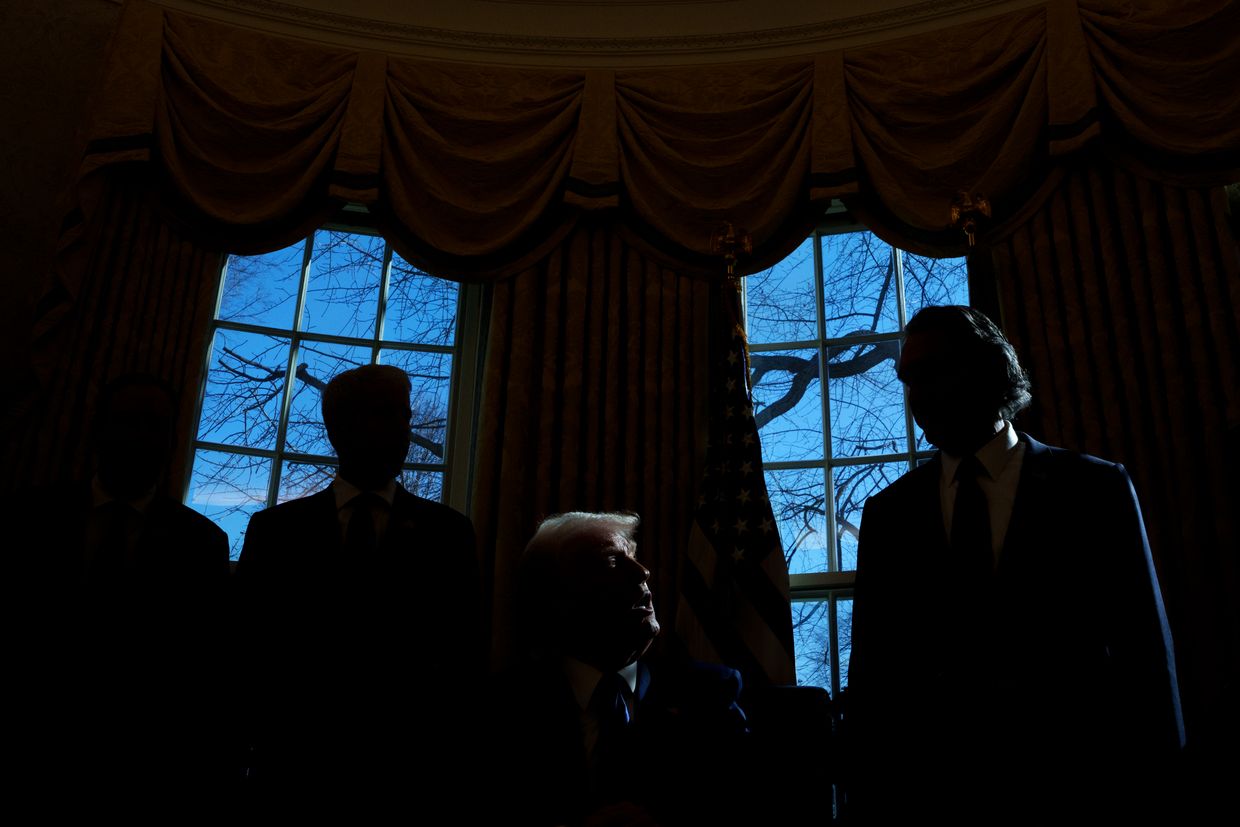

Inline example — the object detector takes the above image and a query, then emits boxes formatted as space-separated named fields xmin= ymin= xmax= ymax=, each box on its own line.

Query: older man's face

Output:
xmin=558 ymin=530 xmax=660 ymax=670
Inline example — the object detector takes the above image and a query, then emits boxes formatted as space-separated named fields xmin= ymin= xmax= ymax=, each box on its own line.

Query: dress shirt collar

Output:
xmin=90 ymin=474 xmax=156 ymax=514
xmin=331 ymin=474 xmax=398 ymax=512
xmin=562 ymin=656 xmax=639 ymax=711
xmin=940 ymin=420 xmax=1020 ymax=484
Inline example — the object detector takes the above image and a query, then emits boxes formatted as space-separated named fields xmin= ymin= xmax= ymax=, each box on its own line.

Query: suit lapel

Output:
xmin=635 ymin=660 xmax=653 ymax=709
xmin=907 ymin=457 xmax=951 ymax=570
xmin=381 ymin=486 xmax=421 ymax=556
xmin=999 ymin=433 xmax=1053 ymax=580
xmin=307 ymin=488 xmax=343 ymax=565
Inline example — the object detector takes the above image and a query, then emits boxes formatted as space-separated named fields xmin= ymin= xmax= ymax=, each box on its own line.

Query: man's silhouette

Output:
xmin=847 ymin=306 xmax=1183 ymax=822
xmin=234 ymin=364 xmax=479 ymax=806
xmin=10 ymin=374 xmax=228 ymax=809
xmin=490 ymin=511 xmax=750 ymax=827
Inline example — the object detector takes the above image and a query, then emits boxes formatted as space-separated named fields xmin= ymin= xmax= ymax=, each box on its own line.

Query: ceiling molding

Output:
xmin=158 ymin=0 xmax=1046 ymax=65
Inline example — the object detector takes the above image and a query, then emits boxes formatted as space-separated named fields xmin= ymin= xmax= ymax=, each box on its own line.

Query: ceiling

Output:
xmin=158 ymin=0 xmax=1045 ymax=65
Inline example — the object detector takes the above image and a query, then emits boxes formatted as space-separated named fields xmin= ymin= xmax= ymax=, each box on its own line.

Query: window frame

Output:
xmin=745 ymin=206 xmax=967 ymax=695
xmin=181 ymin=209 xmax=485 ymax=555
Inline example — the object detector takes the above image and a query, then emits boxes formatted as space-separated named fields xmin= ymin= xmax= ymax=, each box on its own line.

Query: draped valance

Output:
xmin=67 ymin=0 xmax=1239 ymax=281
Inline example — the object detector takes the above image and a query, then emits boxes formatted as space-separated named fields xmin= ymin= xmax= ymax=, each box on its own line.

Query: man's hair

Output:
xmin=97 ymin=373 xmax=179 ymax=422
xmin=905 ymin=305 xmax=1032 ymax=420
xmin=524 ymin=512 xmax=640 ymax=562
xmin=321 ymin=364 xmax=411 ymax=432
xmin=516 ymin=511 xmax=641 ymax=635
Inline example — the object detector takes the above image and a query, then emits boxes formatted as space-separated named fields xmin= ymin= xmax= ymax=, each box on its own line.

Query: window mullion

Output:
xmin=183 ymin=251 xmax=228 ymax=501
xmin=894 ymin=247 xmax=919 ymax=472
xmin=829 ymin=592 xmax=841 ymax=699
xmin=813 ymin=231 xmax=840 ymax=575
xmin=373 ymin=243 xmax=393 ymax=363
xmin=266 ymin=234 xmax=315 ymax=508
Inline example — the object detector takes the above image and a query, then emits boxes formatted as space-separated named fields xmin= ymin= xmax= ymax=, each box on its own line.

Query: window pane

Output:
xmin=822 ymin=232 xmax=899 ymax=340
xmin=750 ymin=348 xmax=823 ymax=463
xmin=766 ymin=468 xmax=827 ymax=574
xmin=384 ymin=254 xmax=459 ymax=347
xmin=381 ymin=349 xmax=452 ymax=466
xmin=278 ymin=461 xmax=336 ymax=504
xmin=217 ymin=243 xmax=304 ymax=329
xmin=744 ymin=237 xmax=816 ymax=345
xmin=833 ymin=461 xmax=908 ymax=571
xmin=301 ymin=231 xmax=385 ymax=338
xmin=792 ymin=600 xmax=831 ymax=690
xmin=903 ymin=253 xmax=969 ymax=320
xmin=282 ymin=341 xmax=372 ymax=457
xmin=400 ymin=468 xmax=444 ymax=502
xmin=196 ymin=329 xmax=291 ymax=450
xmin=186 ymin=450 xmax=271 ymax=561
xmin=827 ymin=341 xmax=906 ymax=458
xmin=837 ymin=596 xmax=853 ymax=690
xmin=915 ymin=421 xmax=931 ymax=452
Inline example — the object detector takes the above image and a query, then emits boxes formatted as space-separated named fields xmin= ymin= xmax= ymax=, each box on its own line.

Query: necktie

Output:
xmin=952 ymin=454 xmax=993 ymax=582
xmin=591 ymin=672 xmax=633 ymax=796
xmin=90 ymin=501 xmax=135 ymax=584
xmin=345 ymin=492 xmax=382 ymax=559
xmin=592 ymin=672 xmax=632 ymax=731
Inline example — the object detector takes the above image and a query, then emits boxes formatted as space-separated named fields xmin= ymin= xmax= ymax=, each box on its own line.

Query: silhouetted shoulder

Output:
xmin=396 ymin=486 xmax=469 ymax=519
xmin=656 ymin=658 xmax=743 ymax=704
xmin=865 ymin=458 xmax=938 ymax=510
xmin=392 ymin=487 xmax=475 ymax=540
xmin=249 ymin=488 xmax=334 ymax=523
xmin=1020 ymin=434 xmax=1131 ymax=493
xmin=161 ymin=498 xmax=228 ymax=541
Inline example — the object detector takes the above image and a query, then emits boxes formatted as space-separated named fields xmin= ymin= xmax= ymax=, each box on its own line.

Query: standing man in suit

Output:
xmin=234 ymin=364 xmax=479 ymax=808
xmin=846 ymin=306 xmax=1184 ymax=822
xmin=10 ymin=373 xmax=229 ymax=810
xmin=491 ymin=511 xmax=750 ymax=827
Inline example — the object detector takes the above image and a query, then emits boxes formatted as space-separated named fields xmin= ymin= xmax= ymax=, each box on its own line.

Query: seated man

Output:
xmin=10 ymin=373 xmax=229 ymax=807
xmin=234 ymin=364 xmax=480 ymax=806
xmin=490 ymin=511 xmax=750 ymax=827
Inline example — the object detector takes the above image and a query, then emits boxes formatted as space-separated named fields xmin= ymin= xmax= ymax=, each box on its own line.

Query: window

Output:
xmin=744 ymin=207 xmax=970 ymax=695
xmin=183 ymin=215 xmax=483 ymax=560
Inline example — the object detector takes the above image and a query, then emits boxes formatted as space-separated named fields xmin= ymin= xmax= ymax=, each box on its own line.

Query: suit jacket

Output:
xmin=846 ymin=434 xmax=1184 ymax=821
xmin=233 ymin=484 xmax=480 ymax=801
xmin=9 ymin=482 xmax=229 ymax=807
xmin=488 ymin=657 xmax=750 ymax=827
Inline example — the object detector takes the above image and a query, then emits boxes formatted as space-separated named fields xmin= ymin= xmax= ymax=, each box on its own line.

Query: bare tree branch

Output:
xmin=751 ymin=339 xmax=899 ymax=430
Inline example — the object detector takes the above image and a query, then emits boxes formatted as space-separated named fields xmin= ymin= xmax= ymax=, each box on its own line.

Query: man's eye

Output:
xmin=606 ymin=555 xmax=618 ymax=568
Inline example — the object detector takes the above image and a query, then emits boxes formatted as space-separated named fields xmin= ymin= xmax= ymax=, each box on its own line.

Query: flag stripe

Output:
xmin=734 ymin=560 xmax=796 ymax=659
xmin=679 ymin=549 xmax=769 ymax=681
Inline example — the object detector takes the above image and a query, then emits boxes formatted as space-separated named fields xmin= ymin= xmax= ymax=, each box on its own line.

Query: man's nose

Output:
xmin=622 ymin=555 xmax=650 ymax=583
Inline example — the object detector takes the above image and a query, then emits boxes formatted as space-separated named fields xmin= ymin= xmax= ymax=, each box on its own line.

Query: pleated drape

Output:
xmin=470 ymin=222 xmax=710 ymax=668
xmin=994 ymin=160 xmax=1240 ymax=750
xmin=59 ymin=0 xmax=1238 ymax=280
xmin=7 ymin=177 xmax=222 ymax=489
xmin=7 ymin=0 xmax=1239 ymax=713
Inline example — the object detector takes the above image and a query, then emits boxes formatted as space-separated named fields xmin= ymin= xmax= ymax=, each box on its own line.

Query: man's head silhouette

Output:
xmin=322 ymin=365 xmax=412 ymax=490
xmin=899 ymin=305 xmax=1031 ymax=456
xmin=94 ymin=374 xmax=178 ymax=499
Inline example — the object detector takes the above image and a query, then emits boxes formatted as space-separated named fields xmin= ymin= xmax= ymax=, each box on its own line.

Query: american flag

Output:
xmin=675 ymin=282 xmax=795 ymax=686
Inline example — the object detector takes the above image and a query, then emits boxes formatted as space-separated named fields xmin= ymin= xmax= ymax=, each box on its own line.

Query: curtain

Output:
xmin=5 ymin=175 xmax=222 ymax=490
xmin=9 ymin=0 xmax=1239 ymax=699
xmin=66 ymin=0 xmax=1238 ymax=278
xmin=993 ymin=159 xmax=1240 ymax=756
xmin=469 ymin=221 xmax=711 ymax=669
